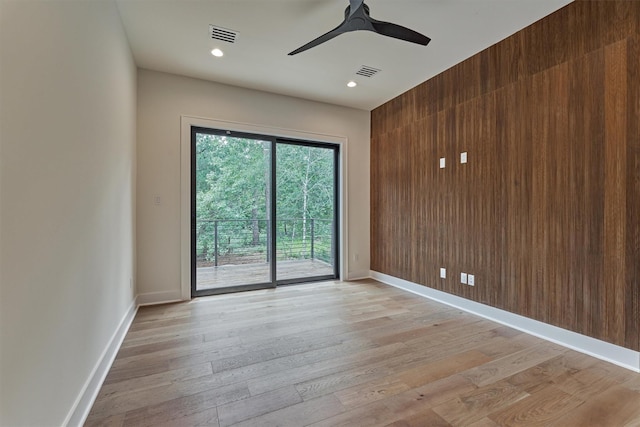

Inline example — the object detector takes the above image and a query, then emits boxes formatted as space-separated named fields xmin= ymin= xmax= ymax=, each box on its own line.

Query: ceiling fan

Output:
xmin=288 ymin=0 xmax=431 ymax=56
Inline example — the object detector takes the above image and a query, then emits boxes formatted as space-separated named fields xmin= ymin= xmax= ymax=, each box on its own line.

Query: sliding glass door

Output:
xmin=276 ymin=142 xmax=338 ymax=283
xmin=191 ymin=127 xmax=338 ymax=296
xmin=192 ymin=130 xmax=273 ymax=294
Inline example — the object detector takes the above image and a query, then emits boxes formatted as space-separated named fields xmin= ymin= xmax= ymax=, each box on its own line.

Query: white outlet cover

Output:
xmin=461 ymin=152 xmax=468 ymax=164
xmin=440 ymin=268 xmax=446 ymax=279
xmin=439 ymin=157 xmax=446 ymax=168
xmin=461 ymin=272 xmax=468 ymax=284
xmin=468 ymin=274 xmax=475 ymax=286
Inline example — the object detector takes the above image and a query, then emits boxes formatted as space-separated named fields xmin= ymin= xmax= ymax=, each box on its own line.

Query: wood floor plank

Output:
xmin=328 ymin=348 xmax=490 ymax=411
xmin=89 ymin=376 xmax=247 ymax=421
xmin=487 ymin=384 xmax=584 ymax=426
xmin=334 ymin=377 xmax=412 ymax=409
xmin=247 ymin=341 xmax=409 ymax=395
xmin=431 ymin=379 xmax=530 ymax=426
xmin=505 ymin=353 xmax=593 ymax=394
xmin=395 ymin=350 xmax=492 ymax=389
xmin=122 ymin=397 xmax=220 ymax=427
xmin=466 ymin=418 xmax=501 ymax=427
xmin=209 ymin=339 xmax=368 ymax=387
xmin=152 ymin=407 xmax=219 ymax=427
xmin=403 ymin=322 xmax=510 ymax=358
xmin=549 ymin=384 xmax=640 ymax=427
xmin=86 ymin=280 xmax=640 ymax=426
xmin=118 ymin=382 xmax=247 ymax=427
xmin=98 ymin=363 xmax=213 ymax=399
xmin=623 ymin=374 xmax=640 ymax=393
xmin=216 ymin=386 xmax=302 ymax=427
xmin=84 ymin=413 xmax=125 ymax=427
xmin=294 ymin=349 xmax=426 ymax=401
xmin=205 ymin=337 xmax=378 ymax=391
xmin=373 ymin=317 xmax=480 ymax=347
xmin=230 ymin=394 xmax=345 ymax=427
xmin=110 ymin=318 xmax=361 ymax=384
xmin=380 ymin=374 xmax=477 ymax=422
xmin=116 ymin=334 xmax=205 ymax=359
xmin=383 ymin=408 xmax=451 ymax=427
xmin=473 ymin=332 xmax=542 ymax=359
xmin=553 ymin=361 xmax=632 ymax=401
xmin=306 ymin=400 xmax=395 ymax=427
xmin=460 ymin=341 xmax=566 ymax=388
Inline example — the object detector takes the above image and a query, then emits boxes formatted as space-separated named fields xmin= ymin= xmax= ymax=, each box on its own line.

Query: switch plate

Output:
xmin=461 ymin=152 xmax=468 ymax=164
xmin=468 ymin=274 xmax=475 ymax=286
xmin=153 ymin=195 xmax=161 ymax=205
xmin=440 ymin=268 xmax=446 ymax=279
xmin=461 ymin=272 xmax=468 ymax=284
xmin=439 ymin=157 xmax=446 ymax=169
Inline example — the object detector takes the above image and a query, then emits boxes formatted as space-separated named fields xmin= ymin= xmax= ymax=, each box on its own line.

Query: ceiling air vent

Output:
xmin=209 ymin=25 xmax=238 ymax=43
xmin=356 ymin=65 xmax=381 ymax=78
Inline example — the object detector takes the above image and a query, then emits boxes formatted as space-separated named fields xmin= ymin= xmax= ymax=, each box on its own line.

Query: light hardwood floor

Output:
xmin=86 ymin=279 xmax=640 ymax=426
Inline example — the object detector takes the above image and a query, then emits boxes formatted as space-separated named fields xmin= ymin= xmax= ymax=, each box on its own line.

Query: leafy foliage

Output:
xmin=195 ymin=133 xmax=335 ymax=266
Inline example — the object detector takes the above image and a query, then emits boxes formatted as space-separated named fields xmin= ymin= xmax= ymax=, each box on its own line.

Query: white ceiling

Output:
xmin=115 ymin=0 xmax=572 ymax=111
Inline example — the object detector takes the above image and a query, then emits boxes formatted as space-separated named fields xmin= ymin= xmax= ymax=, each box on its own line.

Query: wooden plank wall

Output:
xmin=370 ymin=0 xmax=640 ymax=351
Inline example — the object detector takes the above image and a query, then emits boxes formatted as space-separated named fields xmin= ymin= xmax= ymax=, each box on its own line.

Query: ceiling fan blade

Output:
xmin=289 ymin=1 xmax=431 ymax=55
xmin=288 ymin=23 xmax=348 ymax=55
xmin=348 ymin=0 xmax=365 ymax=18
xmin=370 ymin=19 xmax=431 ymax=46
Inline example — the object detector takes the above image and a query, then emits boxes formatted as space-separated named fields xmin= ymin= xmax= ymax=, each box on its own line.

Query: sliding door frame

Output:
xmin=188 ymin=121 xmax=342 ymax=298
xmin=190 ymin=127 xmax=277 ymax=297
xmin=275 ymin=138 xmax=340 ymax=286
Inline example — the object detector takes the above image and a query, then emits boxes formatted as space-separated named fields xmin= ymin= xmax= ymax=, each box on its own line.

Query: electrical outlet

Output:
xmin=461 ymin=272 xmax=468 ymax=284
xmin=460 ymin=152 xmax=468 ymax=164
xmin=439 ymin=157 xmax=446 ymax=169
xmin=468 ymin=274 xmax=475 ymax=286
xmin=440 ymin=268 xmax=446 ymax=279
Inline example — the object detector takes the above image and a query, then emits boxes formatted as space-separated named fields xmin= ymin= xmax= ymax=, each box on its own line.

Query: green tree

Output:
xmin=194 ymin=133 xmax=335 ymax=264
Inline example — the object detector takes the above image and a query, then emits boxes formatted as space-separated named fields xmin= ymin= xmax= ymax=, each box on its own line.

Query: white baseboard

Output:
xmin=137 ymin=290 xmax=185 ymax=306
xmin=371 ymin=271 xmax=640 ymax=373
xmin=64 ymin=299 xmax=138 ymax=427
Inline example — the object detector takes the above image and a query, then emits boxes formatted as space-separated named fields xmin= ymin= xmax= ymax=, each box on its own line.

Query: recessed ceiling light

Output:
xmin=211 ymin=48 xmax=224 ymax=57
xmin=347 ymin=81 xmax=357 ymax=88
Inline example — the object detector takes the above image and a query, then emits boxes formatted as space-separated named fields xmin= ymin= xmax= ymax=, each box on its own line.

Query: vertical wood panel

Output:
xmin=624 ymin=35 xmax=640 ymax=350
xmin=370 ymin=1 xmax=639 ymax=350
xmin=529 ymin=70 xmax=550 ymax=324
xmin=603 ymin=39 xmax=627 ymax=342
xmin=580 ymin=49 xmax=606 ymax=342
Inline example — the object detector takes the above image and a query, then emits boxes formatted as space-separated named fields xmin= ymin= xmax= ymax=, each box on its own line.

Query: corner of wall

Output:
xmin=371 ymin=271 xmax=640 ymax=373
xmin=64 ymin=301 xmax=138 ymax=426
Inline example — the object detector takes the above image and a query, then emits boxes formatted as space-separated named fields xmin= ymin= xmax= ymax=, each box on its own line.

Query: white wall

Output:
xmin=0 ymin=1 xmax=137 ymax=425
xmin=137 ymin=69 xmax=370 ymax=301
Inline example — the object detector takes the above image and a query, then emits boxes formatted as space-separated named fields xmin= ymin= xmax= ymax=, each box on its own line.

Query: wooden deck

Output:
xmin=86 ymin=279 xmax=640 ymax=427
xmin=196 ymin=259 xmax=334 ymax=290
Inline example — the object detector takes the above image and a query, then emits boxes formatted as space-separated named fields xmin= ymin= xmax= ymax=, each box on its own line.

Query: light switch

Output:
xmin=440 ymin=268 xmax=446 ymax=279
xmin=153 ymin=195 xmax=161 ymax=206
xmin=468 ymin=274 xmax=475 ymax=286
xmin=439 ymin=157 xmax=446 ymax=169
xmin=460 ymin=152 xmax=468 ymax=164
xmin=461 ymin=272 xmax=468 ymax=284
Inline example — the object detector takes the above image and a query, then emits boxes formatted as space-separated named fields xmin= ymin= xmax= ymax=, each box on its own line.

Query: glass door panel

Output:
xmin=192 ymin=129 xmax=273 ymax=295
xmin=276 ymin=142 xmax=338 ymax=283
